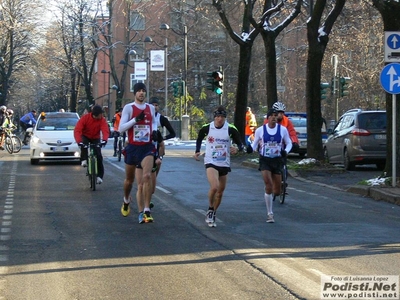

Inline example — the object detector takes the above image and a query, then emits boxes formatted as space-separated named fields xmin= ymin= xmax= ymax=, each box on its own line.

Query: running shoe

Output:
xmin=96 ymin=177 xmax=103 ymax=184
xmin=143 ymin=211 xmax=154 ymax=223
xmin=138 ymin=212 xmax=145 ymax=223
xmin=208 ymin=213 xmax=217 ymax=228
xmin=205 ymin=209 xmax=214 ymax=224
xmin=81 ymin=160 xmax=87 ymax=167
xmin=266 ymin=214 xmax=275 ymax=223
xmin=121 ymin=200 xmax=131 ymax=217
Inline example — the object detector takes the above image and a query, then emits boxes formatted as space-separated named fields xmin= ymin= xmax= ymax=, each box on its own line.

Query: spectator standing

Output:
xmin=245 ymin=107 xmax=257 ymax=146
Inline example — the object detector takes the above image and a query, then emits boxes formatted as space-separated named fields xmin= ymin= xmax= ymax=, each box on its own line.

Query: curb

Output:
xmin=241 ymin=161 xmax=400 ymax=206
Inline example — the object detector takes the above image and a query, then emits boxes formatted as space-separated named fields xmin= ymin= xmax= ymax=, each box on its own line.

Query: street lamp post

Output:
xmin=160 ymin=23 xmax=188 ymax=117
xmin=101 ymin=69 xmax=111 ymax=120
xmin=144 ymin=35 xmax=169 ymax=116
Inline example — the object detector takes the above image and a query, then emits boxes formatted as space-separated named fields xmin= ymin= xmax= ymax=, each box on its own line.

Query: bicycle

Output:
xmin=82 ymin=141 xmax=106 ymax=191
xmin=273 ymin=159 xmax=287 ymax=204
xmin=116 ymin=133 xmax=125 ymax=162
xmin=2 ymin=126 xmax=22 ymax=154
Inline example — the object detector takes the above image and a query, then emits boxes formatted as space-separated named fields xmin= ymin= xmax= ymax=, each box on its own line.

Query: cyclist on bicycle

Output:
xmin=20 ymin=109 xmax=37 ymax=145
xmin=112 ymin=108 xmax=125 ymax=157
xmin=148 ymin=97 xmax=175 ymax=175
xmin=0 ymin=106 xmax=7 ymax=150
xmin=270 ymin=101 xmax=299 ymax=153
xmin=248 ymin=108 xmax=292 ymax=223
xmin=74 ymin=105 xmax=109 ymax=184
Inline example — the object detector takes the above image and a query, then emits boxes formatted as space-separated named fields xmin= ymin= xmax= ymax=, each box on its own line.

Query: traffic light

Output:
xmin=339 ymin=76 xmax=351 ymax=97
xmin=320 ymin=82 xmax=330 ymax=100
xmin=172 ymin=81 xmax=184 ymax=97
xmin=207 ymin=71 xmax=223 ymax=95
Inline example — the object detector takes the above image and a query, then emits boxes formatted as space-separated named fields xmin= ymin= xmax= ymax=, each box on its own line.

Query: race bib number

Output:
xmin=263 ymin=141 xmax=281 ymax=158
xmin=211 ymin=144 xmax=227 ymax=162
xmin=133 ymin=124 xmax=151 ymax=142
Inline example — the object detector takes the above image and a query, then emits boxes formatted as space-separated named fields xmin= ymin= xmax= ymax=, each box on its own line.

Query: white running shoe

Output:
xmin=96 ymin=177 xmax=103 ymax=184
xmin=81 ymin=160 xmax=87 ymax=167
xmin=266 ymin=214 xmax=275 ymax=223
xmin=205 ymin=209 xmax=214 ymax=224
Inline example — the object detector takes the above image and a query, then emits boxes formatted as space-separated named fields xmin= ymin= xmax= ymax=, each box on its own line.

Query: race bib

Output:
xmin=211 ymin=143 xmax=227 ymax=162
xmin=133 ymin=124 xmax=151 ymax=142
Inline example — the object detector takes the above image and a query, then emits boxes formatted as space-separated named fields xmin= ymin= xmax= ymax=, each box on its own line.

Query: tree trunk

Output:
xmin=234 ymin=45 xmax=253 ymax=143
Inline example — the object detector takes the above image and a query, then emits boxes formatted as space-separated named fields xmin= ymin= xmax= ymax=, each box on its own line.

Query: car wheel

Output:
xmin=30 ymin=159 xmax=39 ymax=165
xmin=376 ymin=162 xmax=385 ymax=170
xmin=343 ymin=149 xmax=355 ymax=171
xmin=299 ymin=152 xmax=306 ymax=158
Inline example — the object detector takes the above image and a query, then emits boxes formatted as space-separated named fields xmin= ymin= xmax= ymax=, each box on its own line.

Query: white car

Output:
xmin=28 ymin=112 xmax=80 ymax=165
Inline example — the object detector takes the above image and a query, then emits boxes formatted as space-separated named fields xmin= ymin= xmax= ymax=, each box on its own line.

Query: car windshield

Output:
xmin=36 ymin=116 xmax=78 ymax=131
xmin=358 ymin=113 xmax=386 ymax=130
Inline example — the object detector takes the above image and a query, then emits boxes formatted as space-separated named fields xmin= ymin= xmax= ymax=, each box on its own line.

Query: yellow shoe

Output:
xmin=121 ymin=198 xmax=131 ymax=217
xmin=143 ymin=211 xmax=153 ymax=223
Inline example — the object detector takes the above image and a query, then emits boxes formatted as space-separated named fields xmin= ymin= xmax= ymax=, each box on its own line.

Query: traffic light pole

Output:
xmin=218 ymin=65 xmax=223 ymax=105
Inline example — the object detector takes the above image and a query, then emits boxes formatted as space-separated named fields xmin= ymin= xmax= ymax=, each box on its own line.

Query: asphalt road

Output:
xmin=0 ymin=144 xmax=398 ymax=300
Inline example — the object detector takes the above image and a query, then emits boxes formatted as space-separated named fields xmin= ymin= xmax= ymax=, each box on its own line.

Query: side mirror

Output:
xmin=327 ymin=128 xmax=334 ymax=135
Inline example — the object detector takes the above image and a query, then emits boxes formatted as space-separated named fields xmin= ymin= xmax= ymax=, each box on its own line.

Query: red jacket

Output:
xmin=74 ymin=113 xmax=110 ymax=143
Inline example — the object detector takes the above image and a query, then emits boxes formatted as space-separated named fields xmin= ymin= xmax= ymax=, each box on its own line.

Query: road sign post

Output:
xmin=380 ymin=63 xmax=400 ymax=187
xmin=385 ymin=32 xmax=400 ymax=63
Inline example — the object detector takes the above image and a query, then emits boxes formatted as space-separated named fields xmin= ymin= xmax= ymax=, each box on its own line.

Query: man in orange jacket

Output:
xmin=245 ymin=107 xmax=257 ymax=146
xmin=112 ymin=108 xmax=124 ymax=156
xmin=267 ymin=102 xmax=299 ymax=153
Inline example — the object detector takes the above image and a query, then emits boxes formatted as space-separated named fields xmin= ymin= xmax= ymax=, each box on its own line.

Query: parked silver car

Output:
xmin=324 ymin=109 xmax=386 ymax=170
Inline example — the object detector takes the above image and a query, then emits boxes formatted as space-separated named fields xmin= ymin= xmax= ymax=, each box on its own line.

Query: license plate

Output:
xmin=51 ymin=146 xmax=67 ymax=151
xmin=375 ymin=134 xmax=386 ymax=139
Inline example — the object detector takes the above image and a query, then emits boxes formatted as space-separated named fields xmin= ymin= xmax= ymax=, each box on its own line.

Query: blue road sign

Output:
xmin=380 ymin=63 xmax=400 ymax=94
xmin=387 ymin=34 xmax=400 ymax=50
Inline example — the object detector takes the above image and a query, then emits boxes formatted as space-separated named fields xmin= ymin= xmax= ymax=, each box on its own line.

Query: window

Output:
xmin=130 ymin=74 xmax=144 ymax=92
xmin=130 ymin=12 xmax=145 ymax=30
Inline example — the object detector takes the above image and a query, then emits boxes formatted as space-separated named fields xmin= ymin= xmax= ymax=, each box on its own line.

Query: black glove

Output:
xmin=246 ymin=145 xmax=253 ymax=154
xmin=135 ymin=111 xmax=145 ymax=122
xmin=291 ymin=142 xmax=299 ymax=153
xmin=78 ymin=142 xmax=88 ymax=148
xmin=152 ymin=130 xmax=158 ymax=142
xmin=281 ymin=149 xmax=287 ymax=158
xmin=101 ymin=140 xmax=107 ymax=147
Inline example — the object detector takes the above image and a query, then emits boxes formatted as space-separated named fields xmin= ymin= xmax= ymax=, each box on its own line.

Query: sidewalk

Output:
xmin=241 ymin=159 xmax=400 ymax=206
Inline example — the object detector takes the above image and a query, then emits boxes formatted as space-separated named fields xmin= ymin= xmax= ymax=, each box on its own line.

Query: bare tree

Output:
xmin=212 ymin=0 xmax=260 ymax=141
xmin=253 ymin=0 xmax=303 ymax=108
xmin=0 ymin=0 xmax=39 ymax=106
xmin=306 ymin=0 xmax=346 ymax=160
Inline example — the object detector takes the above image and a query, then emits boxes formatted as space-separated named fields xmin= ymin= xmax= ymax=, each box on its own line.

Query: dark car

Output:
xmin=324 ymin=109 xmax=386 ymax=170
